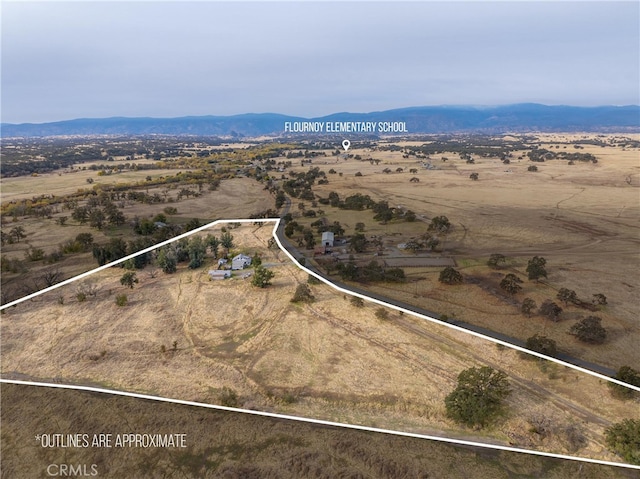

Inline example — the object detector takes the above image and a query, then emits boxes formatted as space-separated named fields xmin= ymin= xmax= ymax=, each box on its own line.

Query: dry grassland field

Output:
xmin=286 ymin=134 xmax=640 ymax=370
xmin=0 ymin=165 xmax=179 ymax=203
xmin=5 ymin=385 xmax=634 ymax=479
xmin=1 ymin=224 xmax=637 ymax=465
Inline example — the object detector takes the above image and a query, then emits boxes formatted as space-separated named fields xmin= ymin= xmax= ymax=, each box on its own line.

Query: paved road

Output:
xmin=275 ymin=202 xmax=616 ymax=377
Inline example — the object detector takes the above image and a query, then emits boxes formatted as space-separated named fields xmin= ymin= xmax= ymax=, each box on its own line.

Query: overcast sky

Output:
xmin=2 ymin=1 xmax=638 ymax=124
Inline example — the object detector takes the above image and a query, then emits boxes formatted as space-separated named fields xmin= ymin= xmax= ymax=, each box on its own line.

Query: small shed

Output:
xmin=209 ymin=270 xmax=231 ymax=280
xmin=232 ymin=254 xmax=252 ymax=270
xmin=321 ymin=231 xmax=334 ymax=248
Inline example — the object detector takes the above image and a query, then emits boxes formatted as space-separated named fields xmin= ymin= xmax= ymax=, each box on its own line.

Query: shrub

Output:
xmin=163 ymin=206 xmax=178 ymax=215
xmin=120 ymin=271 xmax=139 ymax=289
xmin=291 ymin=284 xmax=315 ymax=303
xmin=218 ymin=387 xmax=240 ymax=408
xmin=350 ymin=296 xmax=364 ymax=308
xmin=605 ymin=419 xmax=640 ymax=465
xmin=115 ymin=294 xmax=128 ymax=306
xmin=375 ymin=308 xmax=389 ymax=320
xmin=608 ymin=366 xmax=640 ymax=400
xmin=592 ymin=293 xmax=607 ymax=305
xmin=525 ymin=334 xmax=557 ymax=357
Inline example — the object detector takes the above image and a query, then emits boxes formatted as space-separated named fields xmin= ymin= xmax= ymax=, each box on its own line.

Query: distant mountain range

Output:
xmin=2 ymin=104 xmax=639 ymax=137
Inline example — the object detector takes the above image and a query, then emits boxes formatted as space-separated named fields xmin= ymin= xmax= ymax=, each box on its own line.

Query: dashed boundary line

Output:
xmin=1 ymin=379 xmax=638 ymax=471
xmin=1 ymin=218 xmax=638 ymax=469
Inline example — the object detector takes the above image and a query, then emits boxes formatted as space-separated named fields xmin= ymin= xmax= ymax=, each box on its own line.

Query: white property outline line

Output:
xmin=0 ymin=378 xmax=638 ymax=471
xmin=1 ymin=218 xmax=638 ymax=468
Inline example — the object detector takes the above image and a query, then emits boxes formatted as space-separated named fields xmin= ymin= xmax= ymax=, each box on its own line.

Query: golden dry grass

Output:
xmin=287 ymin=133 xmax=640 ymax=369
xmin=0 ymin=167 xmax=181 ymax=203
xmin=1 ymin=224 xmax=637 ymax=465
xmin=5 ymin=384 xmax=633 ymax=479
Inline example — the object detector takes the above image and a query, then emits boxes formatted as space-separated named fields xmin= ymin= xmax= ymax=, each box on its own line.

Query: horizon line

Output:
xmin=3 ymin=103 xmax=640 ymax=126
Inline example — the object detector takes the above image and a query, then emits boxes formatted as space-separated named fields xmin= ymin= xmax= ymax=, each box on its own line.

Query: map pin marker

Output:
xmin=342 ymin=139 xmax=351 ymax=151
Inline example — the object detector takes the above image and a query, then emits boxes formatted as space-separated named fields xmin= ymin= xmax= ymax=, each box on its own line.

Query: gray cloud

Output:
xmin=2 ymin=1 xmax=638 ymax=123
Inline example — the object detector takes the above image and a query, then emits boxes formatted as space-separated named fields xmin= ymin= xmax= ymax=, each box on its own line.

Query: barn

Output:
xmin=321 ymin=231 xmax=334 ymax=248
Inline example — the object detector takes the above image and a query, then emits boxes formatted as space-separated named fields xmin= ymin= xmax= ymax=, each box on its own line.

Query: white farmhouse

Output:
xmin=232 ymin=254 xmax=252 ymax=270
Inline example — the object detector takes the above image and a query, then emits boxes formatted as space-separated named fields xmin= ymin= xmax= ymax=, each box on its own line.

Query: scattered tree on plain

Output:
xmin=439 ymin=267 xmax=463 ymax=285
xmin=444 ymin=366 xmax=511 ymax=428
xmin=570 ymin=316 xmax=606 ymax=344
xmin=303 ymin=228 xmax=316 ymax=249
xmin=205 ymin=234 xmax=220 ymax=258
xmin=251 ymin=265 xmax=274 ymax=288
xmin=187 ymin=236 xmax=206 ymax=269
xmin=156 ymin=247 xmax=177 ymax=274
xmin=487 ymin=254 xmax=506 ymax=269
xmin=526 ymin=256 xmax=547 ymax=281
xmin=557 ymin=288 xmax=577 ymax=306
xmin=521 ymin=298 xmax=536 ymax=317
xmin=500 ymin=273 xmax=523 ymax=295
xmin=539 ymin=299 xmax=562 ymax=321
xmin=220 ymin=231 xmax=234 ymax=250
xmin=428 ymin=215 xmax=451 ymax=234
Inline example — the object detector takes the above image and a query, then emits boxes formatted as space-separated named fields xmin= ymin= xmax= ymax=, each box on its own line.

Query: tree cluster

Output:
xmin=336 ymin=260 xmax=405 ymax=284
